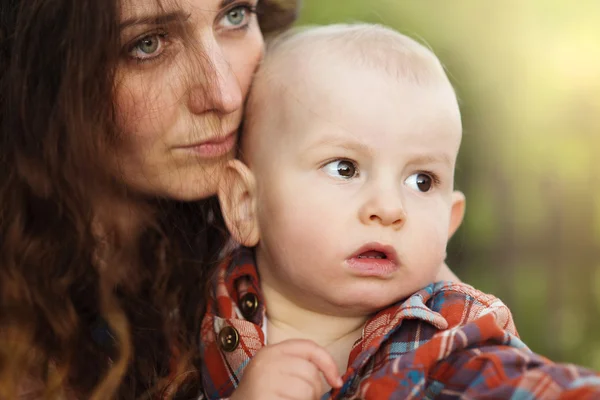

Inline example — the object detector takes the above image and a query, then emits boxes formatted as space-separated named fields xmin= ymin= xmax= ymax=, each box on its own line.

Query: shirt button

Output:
xmin=218 ymin=326 xmax=239 ymax=353
xmin=239 ymin=293 xmax=259 ymax=320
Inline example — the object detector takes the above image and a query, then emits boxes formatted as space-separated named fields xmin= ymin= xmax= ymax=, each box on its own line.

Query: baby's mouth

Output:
xmin=345 ymin=243 xmax=400 ymax=277
xmin=349 ymin=243 xmax=398 ymax=263
xmin=356 ymin=250 xmax=388 ymax=259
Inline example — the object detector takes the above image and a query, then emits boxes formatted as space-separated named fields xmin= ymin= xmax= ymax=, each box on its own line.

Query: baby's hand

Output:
xmin=230 ymin=339 xmax=343 ymax=400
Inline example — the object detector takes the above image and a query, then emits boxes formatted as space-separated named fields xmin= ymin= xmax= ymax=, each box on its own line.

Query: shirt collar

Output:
xmin=209 ymin=246 xmax=449 ymax=342
xmin=206 ymin=247 xmax=266 ymax=326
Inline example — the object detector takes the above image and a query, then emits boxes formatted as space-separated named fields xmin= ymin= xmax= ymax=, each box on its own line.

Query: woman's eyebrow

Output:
xmin=120 ymin=11 xmax=191 ymax=30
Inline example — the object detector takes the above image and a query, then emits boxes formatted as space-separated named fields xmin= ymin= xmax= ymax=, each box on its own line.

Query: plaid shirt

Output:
xmin=199 ymin=248 xmax=600 ymax=399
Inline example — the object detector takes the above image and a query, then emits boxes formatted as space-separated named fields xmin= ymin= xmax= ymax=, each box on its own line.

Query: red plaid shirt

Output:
xmin=199 ymin=248 xmax=600 ymax=399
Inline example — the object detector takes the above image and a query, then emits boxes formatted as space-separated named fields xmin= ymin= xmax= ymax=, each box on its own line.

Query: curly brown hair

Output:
xmin=0 ymin=0 xmax=298 ymax=398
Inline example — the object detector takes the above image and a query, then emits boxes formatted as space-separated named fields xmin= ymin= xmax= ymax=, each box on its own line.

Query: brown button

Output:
xmin=218 ymin=326 xmax=239 ymax=352
xmin=239 ymin=293 xmax=259 ymax=320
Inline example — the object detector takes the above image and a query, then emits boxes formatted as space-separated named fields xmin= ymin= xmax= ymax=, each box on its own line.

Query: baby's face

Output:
xmin=242 ymin=58 xmax=464 ymax=317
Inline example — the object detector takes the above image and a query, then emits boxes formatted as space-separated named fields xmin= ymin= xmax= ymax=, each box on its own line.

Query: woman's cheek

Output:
xmin=114 ymin=76 xmax=152 ymax=137
xmin=114 ymin=72 xmax=177 ymax=147
xmin=230 ymin=29 xmax=264 ymax=100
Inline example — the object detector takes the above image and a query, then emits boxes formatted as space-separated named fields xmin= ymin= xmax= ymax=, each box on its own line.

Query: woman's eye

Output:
xmin=226 ymin=7 xmax=246 ymax=25
xmin=128 ymin=33 xmax=166 ymax=61
xmin=405 ymin=173 xmax=433 ymax=192
xmin=322 ymin=160 xmax=359 ymax=180
xmin=219 ymin=5 xmax=255 ymax=29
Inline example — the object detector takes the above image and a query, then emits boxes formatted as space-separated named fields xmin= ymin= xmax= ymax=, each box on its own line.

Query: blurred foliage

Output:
xmin=297 ymin=1 xmax=600 ymax=370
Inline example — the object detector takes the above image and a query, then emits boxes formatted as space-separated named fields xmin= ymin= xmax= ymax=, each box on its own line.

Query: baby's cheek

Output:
xmin=409 ymin=214 xmax=449 ymax=262
xmin=284 ymin=213 xmax=328 ymax=248
xmin=277 ymin=210 xmax=331 ymax=260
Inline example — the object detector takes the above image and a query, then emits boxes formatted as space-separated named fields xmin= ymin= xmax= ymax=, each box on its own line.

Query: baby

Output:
xmin=200 ymin=24 xmax=600 ymax=399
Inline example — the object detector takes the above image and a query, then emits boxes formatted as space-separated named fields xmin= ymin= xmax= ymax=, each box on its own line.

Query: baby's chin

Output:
xmin=323 ymin=285 xmax=425 ymax=317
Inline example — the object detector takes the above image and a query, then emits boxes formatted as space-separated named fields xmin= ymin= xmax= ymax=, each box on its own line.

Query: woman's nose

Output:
xmin=187 ymin=43 xmax=243 ymax=115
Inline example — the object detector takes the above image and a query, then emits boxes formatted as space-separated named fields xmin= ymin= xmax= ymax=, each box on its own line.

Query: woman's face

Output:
xmin=114 ymin=0 xmax=264 ymax=200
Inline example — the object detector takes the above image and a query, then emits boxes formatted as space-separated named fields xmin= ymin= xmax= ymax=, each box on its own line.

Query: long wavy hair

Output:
xmin=0 ymin=0 xmax=298 ymax=398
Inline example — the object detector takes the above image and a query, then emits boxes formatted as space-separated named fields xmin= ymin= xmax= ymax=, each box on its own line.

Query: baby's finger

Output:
xmin=281 ymin=357 xmax=323 ymax=398
xmin=277 ymin=339 xmax=343 ymax=389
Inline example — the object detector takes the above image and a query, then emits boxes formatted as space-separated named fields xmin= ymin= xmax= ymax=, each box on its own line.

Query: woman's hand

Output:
xmin=230 ymin=339 xmax=343 ymax=400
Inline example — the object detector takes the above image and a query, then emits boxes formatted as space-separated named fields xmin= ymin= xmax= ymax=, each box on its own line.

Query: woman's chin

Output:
xmin=123 ymin=163 xmax=227 ymax=202
xmin=162 ymin=173 xmax=222 ymax=201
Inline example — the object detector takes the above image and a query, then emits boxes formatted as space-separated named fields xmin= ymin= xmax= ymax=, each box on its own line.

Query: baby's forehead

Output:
xmin=242 ymin=24 xmax=459 ymax=160
xmin=248 ymin=24 xmax=453 ymax=117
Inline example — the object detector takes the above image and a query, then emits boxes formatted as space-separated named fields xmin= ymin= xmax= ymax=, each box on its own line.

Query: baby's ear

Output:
xmin=448 ymin=191 xmax=466 ymax=239
xmin=217 ymin=160 xmax=260 ymax=247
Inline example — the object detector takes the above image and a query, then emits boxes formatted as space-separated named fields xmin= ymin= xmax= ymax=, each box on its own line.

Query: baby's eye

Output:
xmin=405 ymin=173 xmax=434 ymax=192
xmin=322 ymin=159 xmax=359 ymax=180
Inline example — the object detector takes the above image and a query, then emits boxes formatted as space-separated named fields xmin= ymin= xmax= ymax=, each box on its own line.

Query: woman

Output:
xmin=1 ymin=0 xmax=297 ymax=397
xmin=0 ymin=0 xmax=458 ymax=398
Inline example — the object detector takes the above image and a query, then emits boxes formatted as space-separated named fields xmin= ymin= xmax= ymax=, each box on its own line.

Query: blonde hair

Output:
xmin=242 ymin=23 xmax=455 ymax=152
xmin=261 ymin=23 xmax=450 ymax=87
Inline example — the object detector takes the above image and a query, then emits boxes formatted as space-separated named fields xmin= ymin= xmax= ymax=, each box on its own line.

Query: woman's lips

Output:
xmin=178 ymin=132 xmax=236 ymax=158
xmin=345 ymin=243 xmax=399 ymax=277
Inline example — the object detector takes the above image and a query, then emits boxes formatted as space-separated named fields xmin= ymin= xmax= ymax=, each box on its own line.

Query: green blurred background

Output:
xmin=297 ymin=1 xmax=600 ymax=370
